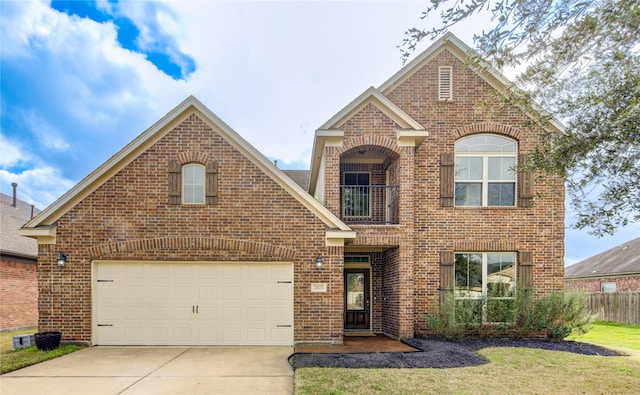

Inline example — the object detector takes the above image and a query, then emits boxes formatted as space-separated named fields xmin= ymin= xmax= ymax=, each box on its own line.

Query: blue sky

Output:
xmin=1 ymin=1 xmax=637 ymax=265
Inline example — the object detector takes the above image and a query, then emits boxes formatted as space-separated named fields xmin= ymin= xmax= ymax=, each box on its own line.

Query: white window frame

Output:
xmin=454 ymin=134 xmax=517 ymax=207
xmin=182 ymin=163 xmax=205 ymax=204
xmin=454 ymin=252 xmax=517 ymax=323
xmin=601 ymin=282 xmax=616 ymax=293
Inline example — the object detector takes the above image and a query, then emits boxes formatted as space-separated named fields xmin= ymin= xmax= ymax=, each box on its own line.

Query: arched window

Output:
xmin=454 ymin=135 xmax=517 ymax=207
xmin=182 ymin=163 xmax=205 ymax=204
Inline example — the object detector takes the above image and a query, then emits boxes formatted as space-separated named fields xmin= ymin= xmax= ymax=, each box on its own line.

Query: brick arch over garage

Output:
xmin=452 ymin=122 xmax=522 ymax=141
xmin=88 ymin=236 xmax=297 ymax=261
xmin=337 ymin=135 xmax=401 ymax=157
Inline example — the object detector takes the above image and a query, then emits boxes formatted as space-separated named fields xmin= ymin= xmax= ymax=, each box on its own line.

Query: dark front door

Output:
xmin=344 ymin=269 xmax=370 ymax=330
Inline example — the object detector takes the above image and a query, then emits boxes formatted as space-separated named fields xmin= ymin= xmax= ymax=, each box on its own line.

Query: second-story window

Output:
xmin=454 ymin=135 xmax=517 ymax=207
xmin=182 ymin=163 xmax=205 ymax=204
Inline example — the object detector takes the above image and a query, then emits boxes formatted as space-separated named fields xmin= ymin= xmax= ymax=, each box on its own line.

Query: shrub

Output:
xmin=424 ymin=290 xmax=594 ymax=340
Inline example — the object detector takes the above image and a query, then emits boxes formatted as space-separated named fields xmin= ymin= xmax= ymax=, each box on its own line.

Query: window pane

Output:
xmin=454 ymin=253 xmax=482 ymax=298
xmin=344 ymin=173 xmax=357 ymax=185
xmin=488 ymin=157 xmax=515 ymax=180
xmin=487 ymin=252 xmax=515 ymax=297
xmin=346 ymin=273 xmax=365 ymax=310
xmin=455 ymin=183 xmax=481 ymax=206
xmin=455 ymin=135 xmax=516 ymax=152
xmin=488 ymin=183 xmax=515 ymax=206
xmin=344 ymin=172 xmax=369 ymax=186
xmin=183 ymin=164 xmax=205 ymax=204
xmin=455 ymin=157 xmax=482 ymax=180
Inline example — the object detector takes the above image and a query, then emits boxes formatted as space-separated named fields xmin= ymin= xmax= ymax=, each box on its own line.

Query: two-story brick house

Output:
xmin=21 ymin=33 xmax=564 ymax=346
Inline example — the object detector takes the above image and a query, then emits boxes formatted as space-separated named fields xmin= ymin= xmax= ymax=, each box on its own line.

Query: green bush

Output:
xmin=424 ymin=290 xmax=594 ymax=340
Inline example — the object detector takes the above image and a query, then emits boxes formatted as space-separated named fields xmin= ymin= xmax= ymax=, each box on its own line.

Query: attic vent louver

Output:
xmin=439 ymin=66 xmax=453 ymax=101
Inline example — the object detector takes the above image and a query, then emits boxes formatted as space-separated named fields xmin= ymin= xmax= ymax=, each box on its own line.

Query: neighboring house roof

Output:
xmin=282 ymin=170 xmax=310 ymax=192
xmin=20 ymin=96 xmax=354 ymax=245
xmin=565 ymin=237 xmax=640 ymax=278
xmin=0 ymin=192 xmax=40 ymax=259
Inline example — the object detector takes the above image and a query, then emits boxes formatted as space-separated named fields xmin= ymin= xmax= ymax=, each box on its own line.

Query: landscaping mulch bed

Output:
xmin=288 ymin=338 xmax=624 ymax=370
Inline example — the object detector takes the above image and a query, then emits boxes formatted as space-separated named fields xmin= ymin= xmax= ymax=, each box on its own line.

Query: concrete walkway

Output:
xmin=1 ymin=346 xmax=294 ymax=395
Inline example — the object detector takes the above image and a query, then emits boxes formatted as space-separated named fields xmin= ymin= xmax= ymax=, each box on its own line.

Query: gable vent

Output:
xmin=438 ymin=66 xmax=453 ymax=101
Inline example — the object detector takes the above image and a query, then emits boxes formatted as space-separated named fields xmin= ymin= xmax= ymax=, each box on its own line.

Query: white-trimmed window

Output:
xmin=182 ymin=164 xmax=205 ymax=204
xmin=455 ymin=252 xmax=516 ymax=323
xmin=454 ymin=134 xmax=517 ymax=207
xmin=439 ymin=66 xmax=453 ymax=101
xmin=601 ymin=282 xmax=616 ymax=293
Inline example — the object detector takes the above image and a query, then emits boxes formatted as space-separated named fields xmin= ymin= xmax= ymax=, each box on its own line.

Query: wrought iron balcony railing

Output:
xmin=340 ymin=185 xmax=399 ymax=224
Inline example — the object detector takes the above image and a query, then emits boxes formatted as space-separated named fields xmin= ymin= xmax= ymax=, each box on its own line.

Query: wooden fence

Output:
xmin=587 ymin=292 xmax=640 ymax=324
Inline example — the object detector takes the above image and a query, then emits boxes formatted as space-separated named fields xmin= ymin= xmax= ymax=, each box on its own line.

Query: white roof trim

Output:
xmin=22 ymin=96 xmax=353 ymax=237
xmin=310 ymin=87 xmax=426 ymax=194
xmin=319 ymin=86 xmax=425 ymax=131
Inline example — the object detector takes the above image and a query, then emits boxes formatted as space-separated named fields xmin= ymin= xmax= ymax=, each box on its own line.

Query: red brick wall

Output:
xmin=0 ymin=258 xmax=38 ymax=330
xmin=565 ymin=275 xmax=640 ymax=292
xmin=321 ymin=48 xmax=565 ymax=338
xmin=390 ymin=49 xmax=564 ymax=336
xmin=37 ymin=113 xmax=338 ymax=344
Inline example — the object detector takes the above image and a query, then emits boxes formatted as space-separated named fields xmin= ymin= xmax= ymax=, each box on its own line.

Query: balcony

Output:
xmin=340 ymin=185 xmax=399 ymax=224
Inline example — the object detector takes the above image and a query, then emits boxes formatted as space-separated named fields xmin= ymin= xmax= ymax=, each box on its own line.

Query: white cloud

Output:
xmin=0 ymin=134 xmax=29 ymax=168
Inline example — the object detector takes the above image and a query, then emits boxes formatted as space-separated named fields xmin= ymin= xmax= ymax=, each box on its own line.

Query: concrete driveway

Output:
xmin=1 ymin=346 xmax=294 ymax=395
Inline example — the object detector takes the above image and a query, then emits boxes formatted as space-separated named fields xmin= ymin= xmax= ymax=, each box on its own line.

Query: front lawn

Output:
xmin=295 ymin=321 xmax=640 ymax=394
xmin=0 ymin=329 xmax=84 ymax=374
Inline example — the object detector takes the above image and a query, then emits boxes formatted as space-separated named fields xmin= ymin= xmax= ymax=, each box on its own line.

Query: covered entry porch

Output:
xmin=342 ymin=241 xmax=410 ymax=340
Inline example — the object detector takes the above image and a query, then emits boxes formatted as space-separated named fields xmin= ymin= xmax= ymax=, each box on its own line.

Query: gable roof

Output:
xmin=319 ymin=86 xmax=426 ymax=131
xmin=565 ymin=237 xmax=640 ymax=278
xmin=379 ymin=32 xmax=564 ymax=132
xmin=21 ymin=96 xmax=354 ymax=244
xmin=309 ymin=86 xmax=428 ymax=195
xmin=1 ymin=192 xmax=40 ymax=259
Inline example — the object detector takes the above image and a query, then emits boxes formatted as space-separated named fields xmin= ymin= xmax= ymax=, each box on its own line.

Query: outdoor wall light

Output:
xmin=315 ymin=255 xmax=324 ymax=270
xmin=57 ymin=252 xmax=67 ymax=268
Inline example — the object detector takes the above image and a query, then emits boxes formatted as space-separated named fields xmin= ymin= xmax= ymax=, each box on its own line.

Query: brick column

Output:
xmin=397 ymin=146 xmax=415 ymax=338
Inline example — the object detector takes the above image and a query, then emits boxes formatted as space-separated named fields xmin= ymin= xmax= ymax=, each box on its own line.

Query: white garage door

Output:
xmin=93 ymin=261 xmax=293 ymax=346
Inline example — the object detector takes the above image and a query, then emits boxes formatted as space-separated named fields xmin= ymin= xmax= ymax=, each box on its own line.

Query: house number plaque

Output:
xmin=311 ymin=283 xmax=328 ymax=293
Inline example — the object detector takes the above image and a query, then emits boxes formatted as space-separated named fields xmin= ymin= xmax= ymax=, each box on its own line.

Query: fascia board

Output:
xmin=19 ymin=226 xmax=57 ymax=244
xmin=326 ymin=229 xmax=357 ymax=247
xmin=308 ymin=129 xmax=344 ymax=196
xmin=319 ymin=87 xmax=424 ymax=131
xmin=397 ymin=129 xmax=430 ymax=147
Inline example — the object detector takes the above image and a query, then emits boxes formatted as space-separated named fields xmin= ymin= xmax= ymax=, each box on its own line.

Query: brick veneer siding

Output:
xmin=37 ymin=113 xmax=340 ymax=345
xmin=321 ymin=48 xmax=564 ymax=338
xmin=565 ymin=275 xmax=640 ymax=292
xmin=0 ymin=258 xmax=38 ymax=330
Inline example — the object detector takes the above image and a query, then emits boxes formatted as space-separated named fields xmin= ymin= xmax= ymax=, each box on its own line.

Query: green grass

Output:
xmin=295 ymin=348 xmax=640 ymax=395
xmin=295 ymin=321 xmax=640 ymax=394
xmin=567 ymin=321 xmax=640 ymax=352
xmin=0 ymin=327 xmax=37 ymax=352
xmin=0 ymin=329 xmax=84 ymax=374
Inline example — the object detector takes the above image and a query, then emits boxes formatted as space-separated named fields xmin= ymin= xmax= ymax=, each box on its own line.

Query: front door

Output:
xmin=344 ymin=269 xmax=370 ymax=330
